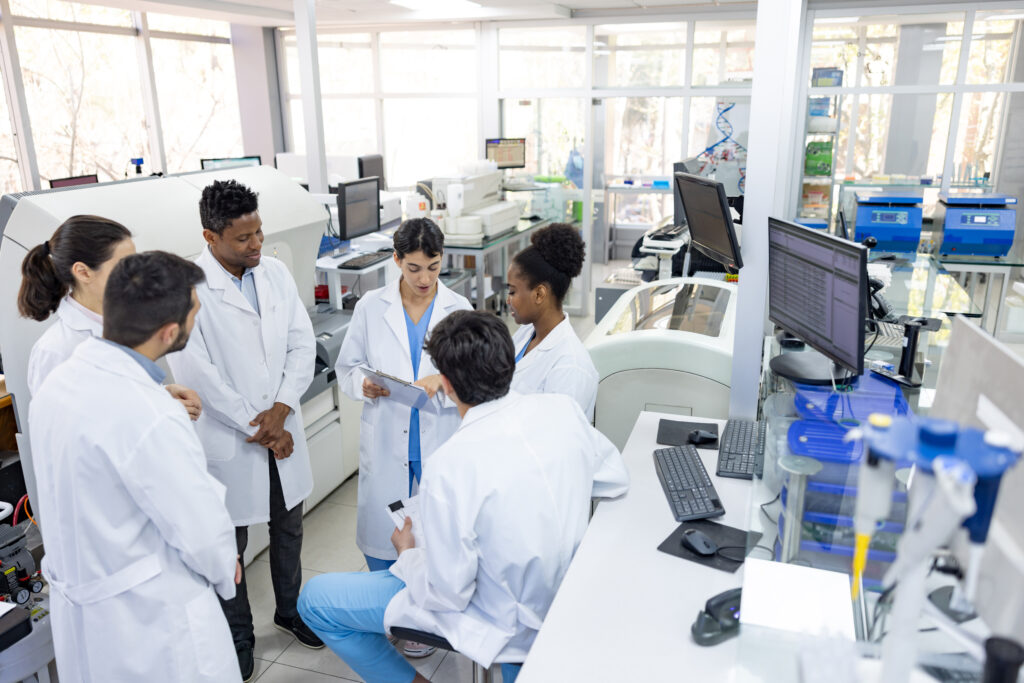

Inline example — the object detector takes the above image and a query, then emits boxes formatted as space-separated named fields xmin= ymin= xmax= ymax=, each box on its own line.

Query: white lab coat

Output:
xmin=511 ymin=316 xmax=599 ymax=421
xmin=335 ymin=278 xmax=471 ymax=560
xmin=29 ymin=338 xmax=239 ymax=683
xmin=384 ymin=391 xmax=629 ymax=667
xmin=26 ymin=296 xmax=102 ymax=397
xmin=167 ymin=248 xmax=316 ymax=525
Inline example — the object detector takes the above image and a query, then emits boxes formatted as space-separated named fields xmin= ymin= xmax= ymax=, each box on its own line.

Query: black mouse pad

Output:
xmin=656 ymin=520 xmax=762 ymax=573
xmin=656 ymin=419 xmax=719 ymax=446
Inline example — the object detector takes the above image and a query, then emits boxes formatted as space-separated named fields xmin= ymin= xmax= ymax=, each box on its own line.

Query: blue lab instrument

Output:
xmin=853 ymin=192 xmax=924 ymax=253
xmin=934 ymin=193 xmax=1017 ymax=257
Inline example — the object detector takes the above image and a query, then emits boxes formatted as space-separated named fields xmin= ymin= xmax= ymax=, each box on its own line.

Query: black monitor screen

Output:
xmin=674 ymin=172 xmax=743 ymax=270
xmin=338 ymin=177 xmax=380 ymax=241
xmin=49 ymin=174 xmax=99 ymax=189
xmin=768 ymin=218 xmax=867 ymax=376
xmin=358 ymin=154 xmax=385 ymax=191
xmin=485 ymin=138 xmax=526 ymax=169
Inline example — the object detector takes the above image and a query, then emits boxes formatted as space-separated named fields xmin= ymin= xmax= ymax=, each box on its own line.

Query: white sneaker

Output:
xmin=402 ymin=640 xmax=437 ymax=658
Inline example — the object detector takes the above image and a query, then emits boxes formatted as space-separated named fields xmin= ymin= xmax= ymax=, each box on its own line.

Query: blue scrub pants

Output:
xmin=298 ymin=570 xmax=521 ymax=683
xmin=363 ymin=460 xmax=423 ymax=572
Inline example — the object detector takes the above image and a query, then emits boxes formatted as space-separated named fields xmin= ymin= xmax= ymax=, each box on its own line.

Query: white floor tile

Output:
xmin=323 ymin=475 xmax=358 ymax=508
xmin=255 ymin=661 xmax=352 ymax=682
xmin=252 ymin=658 xmax=273 ymax=680
xmin=276 ymin=637 xmax=446 ymax=680
xmin=299 ymin=498 xmax=365 ymax=573
xmin=429 ymin=651 xmax=502 ymax=683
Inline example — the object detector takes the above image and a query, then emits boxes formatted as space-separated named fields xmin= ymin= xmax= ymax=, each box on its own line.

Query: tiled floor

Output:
xmin=245 ymin=476 xmax=498 ymax=682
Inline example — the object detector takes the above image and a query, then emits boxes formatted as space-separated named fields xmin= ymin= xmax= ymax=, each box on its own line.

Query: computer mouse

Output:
xmin=687 ymin=429 xmax=718 ymax=446
xmin=681 ymin=528 xmax=718 ymax=557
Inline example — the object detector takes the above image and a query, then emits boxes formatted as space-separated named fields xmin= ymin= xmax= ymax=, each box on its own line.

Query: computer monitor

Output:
xmin=674 ymin=172 xmax=743 ymax=271
xmin=767 ymin=217 xmax=867 ymax=385
xmin=358 ymin=154 xmax=386 ymax=191
xmin=485 ymin=138 xmax=526 ymax=169
xmin=337 ymin=177 xmax=380 ymax=241
xmin=49 ymin=174 xmax=98 ymax=189
xmin=200 ymin=156 xmax=261 ymax=170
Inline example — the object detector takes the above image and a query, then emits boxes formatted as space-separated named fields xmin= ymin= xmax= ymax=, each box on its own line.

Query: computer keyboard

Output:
xmin=716 ymin=419 xmax=766 ymax=480
xmin=337 ymin=252 xmax=391 ymax=270
xmin=648 ymin=223 xmax=686 ymax=241
xmin=653 ymin=445 xmax=725 ymax=522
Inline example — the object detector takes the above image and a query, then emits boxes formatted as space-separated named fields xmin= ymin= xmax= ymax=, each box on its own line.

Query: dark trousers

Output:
xmin=220 ymin=454 xmax=304 ymax=649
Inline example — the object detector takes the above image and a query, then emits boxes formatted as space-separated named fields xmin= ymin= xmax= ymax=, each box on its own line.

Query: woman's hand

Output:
xmin=362 ymin=377 xmax=390 ymax=400
xmin=414 ymin=374 xmax=444 ymax=399
xmin=391 ymin=517 xmax=415 ymax=555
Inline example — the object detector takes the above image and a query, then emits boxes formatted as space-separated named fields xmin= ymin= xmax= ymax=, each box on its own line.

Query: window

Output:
xmin=593 ymin=23 xmax=686 ymax=88
xmin=500 ymin=98 xmax=585 ymax=179
xmin=289 ymin=98 xmax=378 ymax=160
xmin=146 ymin=13 xmax=231 ymax=38
xmin=692 ymin=20 xmax=755 ymax=86
xmin=9 ymin=0 xmax=132 ymax=26
xmin=604 ymin=97 xmax=684 ymax=179
xmin=0 ymin=65 xmax=20 ymax=194
xmin=151 ymin=37 xmax=243 ymax=173
xmin=311 ymin=33 xmax=374 ymax=94
xmin=967 ymin=12 xmax=1018 ymax=85
xmin=499 ymin=27 xmax=587 ymax=90
xmin=17 ymin=26 xmax=150 ymax=182
xmin=383 ymin=98 xmax=477 ymax=187
xmin=380 ymin=30 xmax=476 ymax=93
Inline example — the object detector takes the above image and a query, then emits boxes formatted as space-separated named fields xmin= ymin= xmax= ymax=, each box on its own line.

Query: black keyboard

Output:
xmin=337 ymin=252 xmax=391 ymax=270
xmin=716 ymin=419 xmax=766 ymax=480
xmin=648 ymin=224 xmax=686 ymax=241
xmin=653 ymin=445 xmax=725 ymax=522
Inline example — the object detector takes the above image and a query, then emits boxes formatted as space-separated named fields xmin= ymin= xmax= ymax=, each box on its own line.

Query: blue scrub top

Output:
xmin=515 ymin=332 xmax=536 ymax=364
xmin=404 ymin=297 xmax=436 ymax=463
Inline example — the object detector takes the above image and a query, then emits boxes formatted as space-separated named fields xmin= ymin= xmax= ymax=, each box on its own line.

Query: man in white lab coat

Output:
xmin=29 ymin=251 xmax=241 ymax=682
xmin=298 ymin=310 xmax=629 ymax=683
xmin=167 ymin=179 xmax=322 ymax=681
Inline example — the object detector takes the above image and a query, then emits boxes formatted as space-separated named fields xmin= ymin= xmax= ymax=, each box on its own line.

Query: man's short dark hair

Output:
xmin=199 ymin=179 xmax=259 ymax=234
xmin=104 ymin=251 xmax=205 ymax=347
xmin=425 ymin=310 xmax=515 ymax=407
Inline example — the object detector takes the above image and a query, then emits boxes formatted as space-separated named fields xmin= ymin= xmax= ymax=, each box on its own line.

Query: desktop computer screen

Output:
xmin=674 ymin=172 xmax=743 ymax=271
xmin=49 ymin=174 xmax=99 ymax=189
xmin=200 ymin=156 xmax=262 ymax=170
xmin=767 ymin=217 xmax=867 ymax=384
xmin=358 ymin=154 xmax=386 ymax=191
xmin=338 ymin=177 xmax=380 ymax=241
xmin=485 ymin=138 xmax=526 ymax=169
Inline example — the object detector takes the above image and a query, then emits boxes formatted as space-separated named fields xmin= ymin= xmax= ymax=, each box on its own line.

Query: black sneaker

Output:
xmin=273 ymin=611 xmax=325 ymax=649
xmin=237 ymin=644 xmax=255 ymax=682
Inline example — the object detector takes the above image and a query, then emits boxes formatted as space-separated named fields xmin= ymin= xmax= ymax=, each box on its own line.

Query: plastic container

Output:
xmin=782 ymin=481 xmax=907 ymax=529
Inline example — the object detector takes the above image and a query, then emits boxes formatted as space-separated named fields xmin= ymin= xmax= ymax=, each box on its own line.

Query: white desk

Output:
xmin=518 ymin=411 xmax=756 ymax=682
xmin=316 ymin=251 xmax=396 ymax=309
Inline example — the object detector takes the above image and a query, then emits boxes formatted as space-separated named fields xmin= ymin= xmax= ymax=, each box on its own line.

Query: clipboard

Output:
xmin=360 ymin=367 xmax=442 ymax=414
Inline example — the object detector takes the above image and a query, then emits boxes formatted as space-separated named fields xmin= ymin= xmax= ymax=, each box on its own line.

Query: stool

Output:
xmin=390 ymin=627 xmax=520 ymax=683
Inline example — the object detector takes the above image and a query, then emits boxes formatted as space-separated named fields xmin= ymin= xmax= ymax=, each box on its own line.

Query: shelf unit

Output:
xmin=796 ymin=93 xmax=842 ymax=227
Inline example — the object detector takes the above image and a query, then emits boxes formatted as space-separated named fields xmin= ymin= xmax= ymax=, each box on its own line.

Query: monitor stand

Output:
xmin=769 ymin=350 xmax=857 ymax=386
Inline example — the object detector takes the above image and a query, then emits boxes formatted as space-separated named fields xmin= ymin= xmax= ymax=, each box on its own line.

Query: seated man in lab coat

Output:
xmin=298 ymin=310 xmax=629 ymax=683
xmin=29 ymin=251 xmax=241 ymax=682
xmin=167 ymin=179 xmax=321 ymax=682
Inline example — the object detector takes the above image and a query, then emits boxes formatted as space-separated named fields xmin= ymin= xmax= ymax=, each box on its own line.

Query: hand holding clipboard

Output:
xmin=360 ymin=367 xmax=443 ymax=414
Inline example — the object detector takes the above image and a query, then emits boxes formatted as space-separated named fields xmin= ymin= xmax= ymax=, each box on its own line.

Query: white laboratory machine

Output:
xmin=428 ymin=166 xmax=522 ymax=244
xmin=0 ymin=166 xmax=359 ymax=562
xmin=585 ymin=277 xmax=736 ymax=451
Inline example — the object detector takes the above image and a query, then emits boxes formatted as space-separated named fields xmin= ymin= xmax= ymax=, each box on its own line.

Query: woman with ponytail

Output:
xmin=505 ymin=222 xmax=599 ymax=420
xmin=18 ymin=216 xmax=201 ymax=419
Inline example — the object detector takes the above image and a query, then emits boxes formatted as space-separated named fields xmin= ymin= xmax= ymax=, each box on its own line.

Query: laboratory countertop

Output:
xmin=518 ymin=411 xmax=754 ymax=682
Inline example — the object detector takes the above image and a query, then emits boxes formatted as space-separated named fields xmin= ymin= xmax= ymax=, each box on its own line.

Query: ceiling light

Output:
xmin=391 ymin=0 xmax=481 ymax=11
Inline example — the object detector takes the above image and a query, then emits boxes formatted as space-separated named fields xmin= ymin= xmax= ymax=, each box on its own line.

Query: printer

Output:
xmin=853 ymin=191 xmax=923 ymax=253
xmin=934 ymin=192 xmax=1017 ymax=257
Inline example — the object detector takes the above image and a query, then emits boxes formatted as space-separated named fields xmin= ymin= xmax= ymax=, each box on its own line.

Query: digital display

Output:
xmin=961 ymin=212 xmax=999 ymax=226
xmin=871 ymin=210 xmax=908 ymax=225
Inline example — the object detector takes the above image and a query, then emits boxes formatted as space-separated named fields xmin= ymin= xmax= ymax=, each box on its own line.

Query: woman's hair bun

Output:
xmin=530 ymin=223 xmax=584 ymax=279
